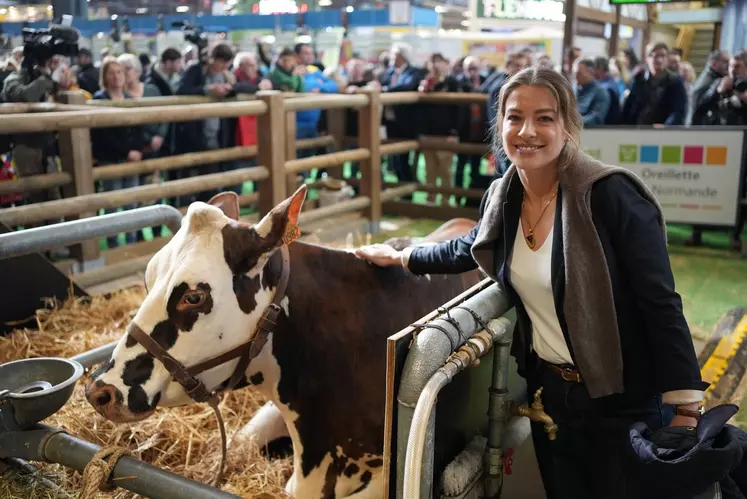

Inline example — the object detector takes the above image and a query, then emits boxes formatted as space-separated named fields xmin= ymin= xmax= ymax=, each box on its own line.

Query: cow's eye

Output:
xmin=180 ymin=291 xmax=205 ymax=308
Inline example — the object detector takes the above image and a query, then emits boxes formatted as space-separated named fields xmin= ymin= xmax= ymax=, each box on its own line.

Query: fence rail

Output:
xmin=0 ymin=89 xmax=492 ymax=286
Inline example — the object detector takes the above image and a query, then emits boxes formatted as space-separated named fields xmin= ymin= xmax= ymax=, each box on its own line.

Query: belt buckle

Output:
xmin=559 ymin=367 xmax=579 ymax=383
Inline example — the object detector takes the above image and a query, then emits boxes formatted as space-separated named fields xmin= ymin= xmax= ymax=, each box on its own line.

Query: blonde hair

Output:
xmin=680 ymin=61 xmax=696 ymax=84
xmin=99 ymin=56 xmax=124 ymax=91
xmin=494 ymin=66 xmax=583 ymax=170
xmin=117 ymin=53 xmax=142 ymax=75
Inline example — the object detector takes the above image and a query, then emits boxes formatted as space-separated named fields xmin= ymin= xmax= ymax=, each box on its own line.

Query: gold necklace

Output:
xmin=522 ymin=189 xmax=558 ymax=249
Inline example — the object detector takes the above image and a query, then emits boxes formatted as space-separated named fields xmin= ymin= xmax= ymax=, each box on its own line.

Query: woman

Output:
xmin=91 ymin=57 xmax=149 ymax=249
xmin=356 ymin=66 xmax=706 ymax=499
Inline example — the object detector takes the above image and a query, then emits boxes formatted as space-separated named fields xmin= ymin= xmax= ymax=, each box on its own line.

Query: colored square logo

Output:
xmin=661 ymin=146 xmax=681 ymax=164
xmin=706 ymin=146 xmax=727 ymax=165
xmin=619 ymin=145 xmax=637 ymax=163
xmin=683 ymin=146 xmax=704 ymax=164
xmin=640 ymin=145 xmax=659 ymax=163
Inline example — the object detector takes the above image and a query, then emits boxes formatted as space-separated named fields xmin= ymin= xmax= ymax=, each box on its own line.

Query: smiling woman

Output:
xmin=356 ymin=66 xmax=707 ymax=499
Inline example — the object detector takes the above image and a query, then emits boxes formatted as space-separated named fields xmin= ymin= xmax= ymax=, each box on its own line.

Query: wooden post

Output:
xmin=642 ymin=5 xmax=655 ymax=55
xmin=562 ymin=0 xmax=577 ymax=77
xmin=609 ymin=6 xmax=621 ymax=58
xmin=285 ymin=110 xmax=300 ymax=201
xmin=357 ymin=88 xmax=381 ymax=233
xmin=57 ymin=91 xmax=100 ymax=267
xmin=326 ymin=108 xmax=346 ymax=179
xmin=256 ymin=91 xmax=287 ymax=216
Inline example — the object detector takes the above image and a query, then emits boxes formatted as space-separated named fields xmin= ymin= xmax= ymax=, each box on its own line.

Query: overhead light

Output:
xmin=136 ymin=7 xmax=147 ymax=13
xmin=460 ymin=19 xmax=469 ymax=26
xmin=111 ymin=14 xmax=117 ymax=19
xmin=47 ymin=5 xmax=53 ymax=10
xmin=346 ymin=6 xmax=354 ymax=12
xmin=435 ymin=6 xmax=445 ymax=13
xmin=0 ymin=8 xmax=7 ymax=13
xmin=318 ymin=0 xmax=332 ymax=5
xmin=176 ymin=5 xmax=189 ymax=12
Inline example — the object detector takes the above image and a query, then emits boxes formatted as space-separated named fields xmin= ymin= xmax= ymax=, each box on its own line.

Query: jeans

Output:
xmin=527 ymin=356 xmax=672 ymax=499
xmin=98 ymin=175 xmax=140 ymax=248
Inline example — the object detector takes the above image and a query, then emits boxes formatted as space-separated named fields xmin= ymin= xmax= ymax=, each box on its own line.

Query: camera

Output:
xmin=21 ymin=23 xmax=79 ymax=73
xmin=172 ymin=21 xmax=208 ymax=52
xmin=734 ymin=78 xmax=747 ymax=94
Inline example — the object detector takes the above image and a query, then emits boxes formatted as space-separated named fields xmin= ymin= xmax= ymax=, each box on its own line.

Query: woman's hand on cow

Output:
xmin=355 ymin=244 xmax=404 ymax=268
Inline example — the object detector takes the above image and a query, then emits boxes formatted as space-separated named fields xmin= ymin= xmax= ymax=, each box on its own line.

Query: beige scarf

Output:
xmin=471 ymin=151 xmax=667 ymax=398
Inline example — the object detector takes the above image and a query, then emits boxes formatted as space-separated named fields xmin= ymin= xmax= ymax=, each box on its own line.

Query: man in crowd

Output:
xmin=75 ymin=48 xmax=99 ymax=95
xmin=622 ymin=42 xmax=687 ymax=126
xmin=380 ymin=43 xmax=424 ymax=184
xmin=574 ymin=58 xmax=610 ymax=126
xmin=593 ymin=56 xmax=621 ymax=124
xmin=176 ymin=43 xmax=237 ymax=203
xmin=690 ymin=49 xmax=730 ymax=125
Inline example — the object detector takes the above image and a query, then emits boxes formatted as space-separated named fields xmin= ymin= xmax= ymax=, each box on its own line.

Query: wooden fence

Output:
xmin=0 ymin=89 xmax=491 ymax=286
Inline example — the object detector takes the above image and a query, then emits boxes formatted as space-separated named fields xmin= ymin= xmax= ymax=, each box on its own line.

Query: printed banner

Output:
xmin=580 ymin=129 xmax=744 ymax=227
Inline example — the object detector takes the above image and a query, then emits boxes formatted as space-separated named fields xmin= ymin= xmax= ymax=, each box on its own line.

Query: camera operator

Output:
xmin=1 ymin=52 xmax=60 ymax=210
xmin=693 ymin=51 xmax=747 ymax=127
xmin=688 ymin=51 xmax=747 ymax=252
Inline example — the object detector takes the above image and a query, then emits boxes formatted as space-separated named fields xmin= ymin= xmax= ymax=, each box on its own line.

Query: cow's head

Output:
xmin=85 ymin=186 xmax=307 ymax=423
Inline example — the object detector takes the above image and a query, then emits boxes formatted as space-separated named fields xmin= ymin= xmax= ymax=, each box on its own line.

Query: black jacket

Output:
xmin=420 ymin=75 xmax=464 ymax=136
xmin=381 ymin=65 xmax=425 ymax=139
xmin=76 ymin=63 xmax=100 ymax=96
xmin=629 ymin=403 xmax=747 ymax=499
xmin=408 ymin=173 xmax=705 ymax=406
xmin=175 ymin=63 xmax=237 ymax=153
xmin=90 ymin=90 xmax=149 ymax=165
xmin=622 ymin=69 xmax=688 ymax=125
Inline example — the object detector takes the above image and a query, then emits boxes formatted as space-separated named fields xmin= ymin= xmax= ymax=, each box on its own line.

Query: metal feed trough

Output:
xmin=0 ymin=208 xmax=547 ymax=499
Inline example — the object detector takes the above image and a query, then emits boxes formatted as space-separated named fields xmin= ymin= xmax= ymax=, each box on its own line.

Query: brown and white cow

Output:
xmin=85 ymin=185 xmax=482 ymax=498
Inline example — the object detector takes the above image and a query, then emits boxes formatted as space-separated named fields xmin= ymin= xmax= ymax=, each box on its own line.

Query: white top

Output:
xmin=508 ymin=222 xmax=574 ymax=366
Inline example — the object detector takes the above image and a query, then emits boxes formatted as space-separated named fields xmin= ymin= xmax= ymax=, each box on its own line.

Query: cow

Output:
xmin=85 ymin=185 xmax=483 ymax=498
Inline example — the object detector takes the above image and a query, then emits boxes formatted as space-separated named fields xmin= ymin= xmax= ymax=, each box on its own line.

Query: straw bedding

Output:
xmin=0 ymin=285 xmax=292 ymax=499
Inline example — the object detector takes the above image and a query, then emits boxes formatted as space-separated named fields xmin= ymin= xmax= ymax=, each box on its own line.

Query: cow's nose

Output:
xmin=87 ymin=381 xmax=122 ymax=411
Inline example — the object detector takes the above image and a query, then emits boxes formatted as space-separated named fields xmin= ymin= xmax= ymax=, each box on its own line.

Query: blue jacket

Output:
xmin=629 ymin=404 xmax=747 ymax=499
xmin=597 ymin=75 xmax=622 ymax=125
xmin=296 ymin=65 xmax=339 ymax=132
xmin=577 ymin=80 xmax=610 ymax=126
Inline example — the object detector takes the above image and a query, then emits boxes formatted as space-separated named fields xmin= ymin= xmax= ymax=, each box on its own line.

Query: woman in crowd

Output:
xmin=355 ymin=66 xmax=706 ymax=499
xmin=91 ymin=57 xmax=149 ymax=249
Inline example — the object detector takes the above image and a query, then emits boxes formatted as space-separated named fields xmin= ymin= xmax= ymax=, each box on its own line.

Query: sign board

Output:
xmin=477 ymin=0 xmax=566 ymax=22
xmin=464 ymin=39 xmax=552 ymax=68
xmin=580 ymin=129 xmax=745 ymax=227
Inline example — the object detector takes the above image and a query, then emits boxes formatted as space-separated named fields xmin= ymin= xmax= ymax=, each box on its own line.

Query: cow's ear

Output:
xmin=208 ymin=191 xmax=240 ymax=221
xmin=256 ymin=184 xmax=307 ymax=247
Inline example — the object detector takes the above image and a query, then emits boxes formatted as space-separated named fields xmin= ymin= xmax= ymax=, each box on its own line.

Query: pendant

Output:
xmin=526 ymin=230 xmax=536 ymax=249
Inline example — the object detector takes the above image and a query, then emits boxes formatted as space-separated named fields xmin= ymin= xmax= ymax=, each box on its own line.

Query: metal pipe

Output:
xmin=0 ymin=206 xmax=183 ymax=260
xmin=70 ymin=341 xmax=118 ymax=369
xmin=396 ymin=283 xmax=511 ymax=499
xmin=485 ymin=321 xmax=514 ymax=499
xmin=39 ymin=427 xmax=241 ymax=498
xmin=402 ymin=318 xmax=512 ymax=499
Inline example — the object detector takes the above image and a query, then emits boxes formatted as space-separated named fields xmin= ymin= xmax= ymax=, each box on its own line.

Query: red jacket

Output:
xmin=234 ymin=69 xmax=259 ymax=146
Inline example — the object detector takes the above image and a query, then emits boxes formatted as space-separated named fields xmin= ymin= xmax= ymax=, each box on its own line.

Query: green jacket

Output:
xmin=268 ymin=67 xmax=304 ymax=93
xmin=2 ymin=69 xmax=56 ymax=149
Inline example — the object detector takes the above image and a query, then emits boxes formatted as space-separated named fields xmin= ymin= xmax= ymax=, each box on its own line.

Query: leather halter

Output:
xmin=125 ymin=244 xmax=291 ymax=486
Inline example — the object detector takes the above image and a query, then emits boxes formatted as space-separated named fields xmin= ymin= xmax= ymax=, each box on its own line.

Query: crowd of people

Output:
xmin=0 ymin=37 xmax=743 ymax=251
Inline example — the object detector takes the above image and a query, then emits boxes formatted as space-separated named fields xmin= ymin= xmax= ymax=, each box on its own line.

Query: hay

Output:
xmin=0 ymin=286 xmax=292 ymax=499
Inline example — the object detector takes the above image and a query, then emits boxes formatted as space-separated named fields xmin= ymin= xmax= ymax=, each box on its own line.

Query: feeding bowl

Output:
xmin=0 ymin=357 xmax=84 ymax=430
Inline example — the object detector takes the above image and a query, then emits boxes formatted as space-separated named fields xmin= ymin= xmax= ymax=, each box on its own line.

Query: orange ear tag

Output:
xmin=282 ymin=223 xmax=301 ymax=245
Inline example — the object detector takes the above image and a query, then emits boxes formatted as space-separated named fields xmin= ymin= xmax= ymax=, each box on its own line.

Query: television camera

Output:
xmin=21 ymin=23 xmax=80 ymax=76
xmin=172 ymin=21 xmax=208 ymax=57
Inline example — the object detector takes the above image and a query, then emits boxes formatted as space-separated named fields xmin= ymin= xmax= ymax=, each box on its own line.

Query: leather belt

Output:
xmin=547 ymin=363 xmax=583 ymax=384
